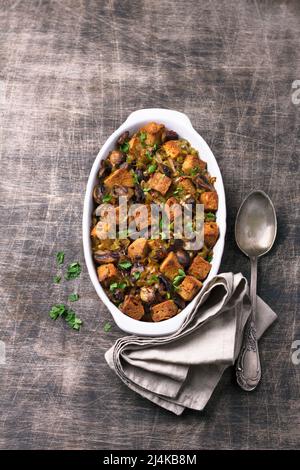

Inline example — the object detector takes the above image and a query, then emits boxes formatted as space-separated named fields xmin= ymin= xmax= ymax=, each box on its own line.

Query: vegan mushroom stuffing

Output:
xmin=91 ymin=122 xmax=219 ymax=322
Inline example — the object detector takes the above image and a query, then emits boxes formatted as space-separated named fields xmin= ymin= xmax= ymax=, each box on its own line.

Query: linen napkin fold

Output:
xmin=105 ymin=272 xmax=277 ymax=415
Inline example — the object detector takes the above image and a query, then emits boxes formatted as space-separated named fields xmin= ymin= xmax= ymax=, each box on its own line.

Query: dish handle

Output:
xmin=124 ymin=108 xmax=194 ymax=130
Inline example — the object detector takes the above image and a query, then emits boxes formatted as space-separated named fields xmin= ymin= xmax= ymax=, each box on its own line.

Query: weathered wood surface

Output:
xmin=0 ymin=0 xmax=299 ymax=450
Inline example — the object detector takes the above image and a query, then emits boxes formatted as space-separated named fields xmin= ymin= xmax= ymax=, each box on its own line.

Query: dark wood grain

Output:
xmin=0 ymin=0 xmax=299 ymax=450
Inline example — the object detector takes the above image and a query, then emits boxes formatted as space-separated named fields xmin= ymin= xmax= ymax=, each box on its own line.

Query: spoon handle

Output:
xmin=236 ymin=257 xmax=261 ymax=391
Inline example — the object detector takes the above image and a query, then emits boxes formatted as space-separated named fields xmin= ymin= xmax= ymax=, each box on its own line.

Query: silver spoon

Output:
xmin=235 ymin=190 xmax=277 ymax=391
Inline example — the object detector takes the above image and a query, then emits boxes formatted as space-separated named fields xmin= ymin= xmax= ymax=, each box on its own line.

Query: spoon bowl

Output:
xmin=235 ymin=190 xmax=277 ymax=259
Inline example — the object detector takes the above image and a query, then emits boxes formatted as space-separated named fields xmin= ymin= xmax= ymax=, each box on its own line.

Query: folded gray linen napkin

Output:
xmin=105 ymin=272 xmax=277 ymax=415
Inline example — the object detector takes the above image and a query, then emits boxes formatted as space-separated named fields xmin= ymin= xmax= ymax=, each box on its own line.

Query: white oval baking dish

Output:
xmin=83 ymin=108 xmax=226 ymax=336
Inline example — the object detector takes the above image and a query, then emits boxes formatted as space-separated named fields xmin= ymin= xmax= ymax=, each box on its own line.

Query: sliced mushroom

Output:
xmin=109 ymin=150 xmax=126 ymax=167
xmin=117 ymin=131 xmax=129 ymax=146
xmin=93 ymin=184 xmax=105 ymax=204
xmin=140 ymin=286 xmax=156 ymax=304
xmin=175 ymin=249 xmax=190 ymax=268
xmin=93 ymin=250 xmax=120 ymax=264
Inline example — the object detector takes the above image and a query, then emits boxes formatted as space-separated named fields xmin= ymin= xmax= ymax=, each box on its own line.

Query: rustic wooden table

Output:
xmin=0 ymin=0 xmax=299 ymax=450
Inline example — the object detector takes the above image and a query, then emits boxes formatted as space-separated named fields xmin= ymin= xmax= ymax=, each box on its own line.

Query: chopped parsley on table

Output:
xmin=65 ymin=262 xmax=81 ymax=280
xmin=49 ymin=304 xmax=83 ymax=331
xmin=68 ymin=293 xmax=79 ymax=302
xmin=53 ymin=275 xmax=61 ymax=284
xmin=103 ymin=322 xmax=112 ymax=333
xmin=56 ymin=251 xmax=65 ymax=265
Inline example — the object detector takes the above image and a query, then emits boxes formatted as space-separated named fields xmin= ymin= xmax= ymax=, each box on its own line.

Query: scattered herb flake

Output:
xmin=65 ymin=262 xmax=81 ymax=280
xmin=56 ymin=251 xmax=65 ymax=265
xmin=205 ymin=212 xmax=216 ymax=222
xmin=102 ymin=194 xmax=112 ymax=203
xmin=143 ymin=187 xmax=151 ymax=193
xmin=139 ymin=131 xmax=147 ymax=145
xmin=68 ymin=293 xmax=79 ymax=302
xmin=148 ymin=275 xmax=159 ymax=285
xmin=53 ymin=275 xmax=61 ymax=284
xmin=104 ymin=322 xmax=112 ymax=333
xmin=173 ymin=269 xmax=186 ymax=287
xmin=133 ymin=271 xmax=141 ymax=280
xmin=49 ymin=304 xmax=83 ymax=330
xmin=145 ymin=150 xmax=152 ymax=160
xmin=109 ymin=282 xmax=118 ymax=292
xmin=118 ymin=260 xmax=132 ymax=270
xmin=207 ymin=254 xmax=213 ymax=263
xmin=120 ymin=142 xmax=129 ymax=153
xmin=148 ymin=163 xmax=157 ymax=174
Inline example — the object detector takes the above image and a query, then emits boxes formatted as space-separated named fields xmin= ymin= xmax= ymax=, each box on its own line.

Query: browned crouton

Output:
xmin=148 ymin=172 xmax=172 ymax=195
xmin=139 ymin=122 xmax=165 ymax=146
xmin=177 ymin=177 xmax=196 ymax=195
xmin=131 ymin=205 xmax=151 ymax=231
xmin=97 ymin=263 xmax=118 ymax=283
xmin=165 ymin=197 xmax=182 ymax=221
xmin=109 ymin=150 xmax=125 ymax=167
xmin=177 ymin=275 xmax=203 ymax=301
xmin=121 ymin=295 xmax=144 ymax=320
xmin=151 ymin=300 xmax=178 ymax=322
xmin=128 ymin=238 xmax=149 ymax=260
xmin=162 ymin=140 xmax=182 ymax=159
xmin=104 ymin=168 xmax=134 ymax=188
xmin=200 ymin=191 xmax=218 ymax=211
xmin=160 ymin=252 xmax=183 ymax=280
xmin=188 ymin=255 xmax=211 ymax=281
xmin=182 ymin=154 xmax=207 ymax=174
xmin=204 ymin=222 xmax=219 ymax=248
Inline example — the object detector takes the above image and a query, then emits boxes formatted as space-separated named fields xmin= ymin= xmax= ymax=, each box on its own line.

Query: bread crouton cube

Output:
xmin=131 ymin=205 xmax=151 ymax=231
xmin=177 ymin=177 xmax=196 ymax=195
xmin=200 ymin=191 xmax=218 ymax=211
xmin=177 ymin=275 xmax=202 ymax=301
xmin=188 ymin=255 xmax=211 ymax=281
xmin=148 ymin=172 xmax=172 ymax=195
xmin=151 ymin=300 xmax=178 ymax=322
xmin=104 ymin=168 xmax=134 ymax=188
xmin=159 ymin=252 xmax=183 ymax=280
xmin=162 ymin=140 xmax=182 ymax=159
xmin=204 ymin=222 xmax=219 ymax=248
xmin=128 ymin=238 xmax=149 ymax=260
xmin=97 ymin=263 xmax=118 ymax=283
xmin=139 ymin=122 xmax=165 ymax=146
xmin=182 ymin=154 xmax=207 ymax=174
xmin=165 ymin=197 xmax=182 ymax=221
xmin=121 ymin=295 xmax=144 ymax=320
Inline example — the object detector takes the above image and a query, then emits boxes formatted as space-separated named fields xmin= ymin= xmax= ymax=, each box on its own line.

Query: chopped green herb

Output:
xmin=109 ymin=282 xmax=118 ymax=292
xmin=56 ymin=251 xmax=65 ymax=265
xmin=53 ymin=275 xmax=61 ymax=284
xmin=102 ymin=194 xmax=112 ymax=203
xmin=133 ymin=271 xmax=141 ymax=280
xmin=173 ymin=187 xmax=183 ymax=196
xmin=173 ymin=269 xmax=186 ymax=287
xmin=49 ymin=304 xmax=66 ymax=320
xmin=148 ymin=275 xmax=159 ymax=285
xmin=65 ymin=262 xmax=81 ymax=280
xmin=143 ymin=187 xmax=151 ymax=193
xmin=110 ymin=281 xmax=127 ymax=292
xmin=152 ymin=143 xmax=159 ymax=152
xmin=132 ymin=172 xmax=139 ymax=184
xmin=118 ymin=229 xmax=128 ymax=238
xmin=68 ymin=293 xmax=79 ymax=302
xmin=139 ymin=131 xmax=147 ymax=145
xmin=190 ymin=167 xmax=200 ymax=176
xmin=118 ymin=260 xmax=132 ymax=270
xmin=148 ymin=163 xmax=157 ymax=174
xmin=160 ymin=232 xmax=168 ymax=240
xmin=207 ymin=254 xmax=213 ymax=263
xmin=145 ymin=150 xmax=152 ymax=160
xmin=118 ymin=281 xmax=127 ymax=290
xmin=120 ymin=142 xmax=129 ymax=153
xmin=205 ymin=212 xmax=216 ymax=222
xmin=104 ymin=322 xmax=112 ymax=333
xmin=49 ymin=304 xmax=82 ymax=330
xmin=166 ymin=292 xmax=171 ymax=299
